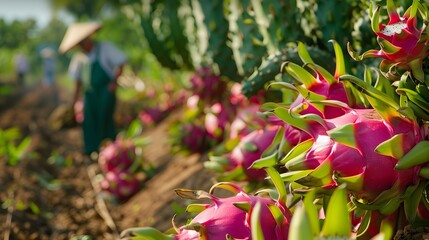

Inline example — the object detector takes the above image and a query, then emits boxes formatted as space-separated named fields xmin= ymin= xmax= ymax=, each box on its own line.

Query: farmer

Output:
xmin=59 ymin=22 xmax=127 ymax=156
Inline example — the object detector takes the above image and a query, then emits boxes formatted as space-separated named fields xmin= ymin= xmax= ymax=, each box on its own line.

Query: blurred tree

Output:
xmin=0 ymin=19 xmax=37 ymax=50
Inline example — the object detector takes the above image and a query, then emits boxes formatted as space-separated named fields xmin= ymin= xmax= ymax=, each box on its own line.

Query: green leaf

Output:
xmin=288 ymin=206 xmax=313 ymax=240
xmin=321 ymin=185 xmax=351 ymax=238
xmin=356 ymin=211 xmax=372 ymax=238
xmin=334 ymin=173 xmax=364 ymax=192
xmin=305 ymin=63 xmax=336 ymax=85
xmin=297 ymin=41 xmax=314 ymax=64
xmin=274 ymin=107 xmax=325 ymax=135
xmin=303 ymin=189 xmax=320 ymax=235
xmin=251 ymin=152 xmax=278 ymax=169
xmin=265 ymin=167 xmax=287 ymax=205
xmin=251 ymin=202 xmax=265 ymax=240
xmin=280 ymin=139 xmax=313 ymax=167
xmin=268 ymin=204 xmax=286 ymax=226
xmin=377 ymin=38 xmax=401 ymax=54
xmin=379 ymin=215 xmax=395 ymax=240
xmin=120 ymin=227 xmax=175 ymax=240
xmin=233 ymin=202 xmax=251 ymax=212
xmin=185 ymin=204 xmax=209 ymax=213
xmin=327 ymin=124 xmax=357 ymax=149
xmin=209 ymin=182 xmax=241 ymax=195
xmin=371 ymin=5 xmax=381 ymax=33
xmin=282 ymin=61 xmax=317 ymax=88
xmin=330 ymin=39 xmax=345 ymax=78
xmin=217 ymin=166 xmax=246 ymax=182
xmin=396 ymin=141 xmax=429 ymax=169
xmin=404 ymin=181 xmax=425 ymax=223
xmin=375 ymin=134 xmax=405 ymax=159
xmin=280 ymin=170 xmax=313 ymax=182
xmin=127 ymin=119 xmax=143 ymax=138
xmin=295 ymin=161 xmax=332 ymax=187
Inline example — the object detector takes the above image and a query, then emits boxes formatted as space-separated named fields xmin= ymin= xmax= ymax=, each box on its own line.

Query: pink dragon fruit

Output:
xmin=190 ymin=66 xmax=228 ymax=104
xmin=282 ymin=42 xmax=352 ymax=119
xmin=98 ymin=138 xmax=136 ymax=173
xmin=206 ymin=125 xmax=280 ymax=181
xmin=170 ymin=122 xmax=212 ymax=154
xmin=278 ymin=100 xmax=422 ymax=203
xmin=173 ymin=183 xmax=291 ymax=240
xmin=348 ymin=0 xmax=429 ymax=81
xmin=99 ymin=169 xmax=140 ymax=201
xmin=139 ymin=106 xmax=166 ymax=127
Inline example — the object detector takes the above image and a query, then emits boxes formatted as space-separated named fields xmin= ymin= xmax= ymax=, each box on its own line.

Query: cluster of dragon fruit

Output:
xmin=97 ymin=138 xmax=141 ymax=201
xmin=122 ymin=1 xmax=429 ymax=239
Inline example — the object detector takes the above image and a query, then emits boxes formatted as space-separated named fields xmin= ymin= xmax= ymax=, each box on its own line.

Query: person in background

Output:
xmin=41 ymin=47 xmax=56 ymax=87
xmin=40 ymin=47 xmax=59 ymax=103
xmin=59 ymin=22 xmax=127 ymax=157
xmin=14 ymin=53 xmax=29 ymax=85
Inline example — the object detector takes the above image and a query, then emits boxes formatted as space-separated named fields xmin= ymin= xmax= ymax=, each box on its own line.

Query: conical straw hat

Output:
xmin=59 ymin=22 xmax=102 ymax=54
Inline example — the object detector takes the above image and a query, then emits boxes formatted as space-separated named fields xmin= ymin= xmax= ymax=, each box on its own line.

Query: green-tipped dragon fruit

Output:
xmin=205 ymin=125 xmax=280 ymax=182
xmin=121 ymin=180 xmax=292 ymax=240
xmin=277 ymin=80 xmax=426 ymax=208
xmin=348 ymin=0 xmax=429 ymax=82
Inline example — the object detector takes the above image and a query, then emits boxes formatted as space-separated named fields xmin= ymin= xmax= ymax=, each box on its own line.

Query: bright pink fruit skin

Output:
xmin=229 ymin=126 xmax=280 ymax=180
xmin=99 ymin=140 xmax=136 ymax=172
xmin=98 ymin=139 xmax=136 ymax=173
xmin=180 ymin=123 xmax=210 ymax=154
xmin=100 ymin=169 xmax=139 ymax=201
xmin=292 ymin=108 xmax=422 ymax=202
xmin=175 ymin=191 xmax=291 ymax=240
xmin=190 ymin=66 xmax=227 ymax=104
xmin=139 ymin=107 xmax=165 ymax=126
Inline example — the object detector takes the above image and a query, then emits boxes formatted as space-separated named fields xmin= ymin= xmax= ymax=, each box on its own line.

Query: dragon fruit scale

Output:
xmin=348 ymin=0 xmax=429 ymax=82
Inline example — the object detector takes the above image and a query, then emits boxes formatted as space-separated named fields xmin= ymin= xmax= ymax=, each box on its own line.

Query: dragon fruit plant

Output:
xmin=348 ymin=0 xmax=429 ymax=82
xmin=120 ymin=169 xmax=292 ymax=239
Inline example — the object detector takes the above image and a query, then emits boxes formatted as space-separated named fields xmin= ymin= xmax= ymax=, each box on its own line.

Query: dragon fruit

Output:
xmin=348 ymin=0 xmax=429 ymax=81
xmin=172 ymin=182 xmax=291 ymax=239
xmin=205 ymin=125 xmax=280 ymax=182
xmin=170 ymin=122 xmax=212 ymax=154
xmin=99 ymin=169 xmax=140 ymax=201
xmin=190 ymin=66 xmax=228 ymax=104
xmin=98 ymin=138 xmax=136 ymax=173
xmin=278 ymin=98 xmax=422 ymax=204
xmin=281 ymin=41 xmax=355 ymax=119
xmin=139 ymin=106 xmax=166 ymax=127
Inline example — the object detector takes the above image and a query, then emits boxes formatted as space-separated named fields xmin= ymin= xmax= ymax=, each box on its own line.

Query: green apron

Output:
xmin=82 ymin=46 xmax=116 ymax=154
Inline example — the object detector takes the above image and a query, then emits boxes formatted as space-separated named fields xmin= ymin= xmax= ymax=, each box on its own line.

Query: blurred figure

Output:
xmin=13 ymin=53 xmax=29 ymax=85
xmin=41 ymin=47 xmax=56 ymax=87
xmin=59 ymin=22 xmax=127 ymax=156
xmin=40 ymin=47 xmax=59 ymax=103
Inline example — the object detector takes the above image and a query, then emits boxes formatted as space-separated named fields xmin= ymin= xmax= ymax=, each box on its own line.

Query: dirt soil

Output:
xmin=0 ymin=83 xmax=218 ymax=240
